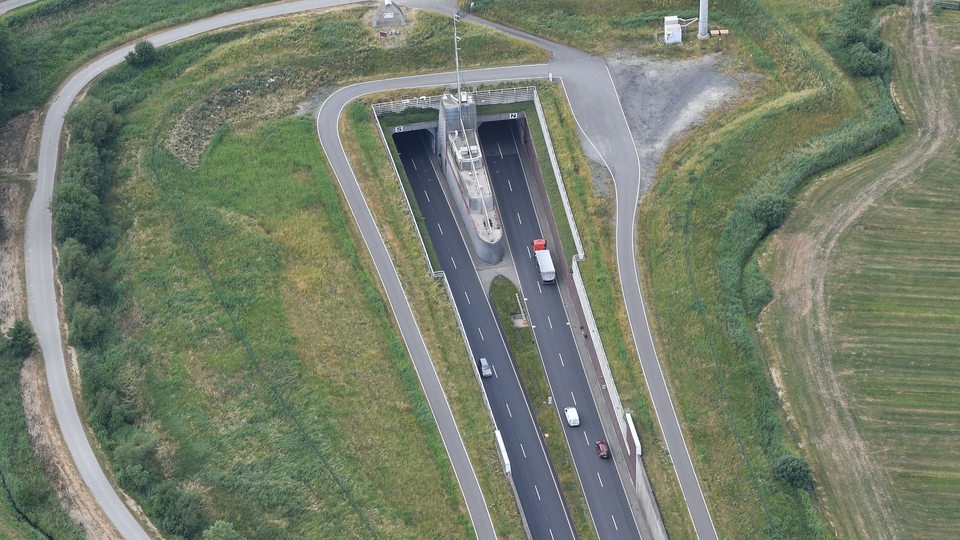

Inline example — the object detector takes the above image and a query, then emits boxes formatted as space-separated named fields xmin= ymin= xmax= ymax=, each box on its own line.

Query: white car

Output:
xmin=564 ymin=407 xmax=580 ymax=427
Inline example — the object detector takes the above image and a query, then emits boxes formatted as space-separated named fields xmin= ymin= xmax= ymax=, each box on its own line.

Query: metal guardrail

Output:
xmin=373 ymin=86 xmax=539 ymax=116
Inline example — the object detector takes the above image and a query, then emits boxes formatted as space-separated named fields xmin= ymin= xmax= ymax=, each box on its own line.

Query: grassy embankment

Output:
xmin=467 ymin=0 xmax=708 ymax=54
xmin=472 ymin=0 xmax=904 ymax=537
xmin=761 ymin=7 xmax=960 ymax=539
xmin=0 ymin=0 xmax=281 ymax=124
xmin=66 ymin=8 xmax=543 ymax=538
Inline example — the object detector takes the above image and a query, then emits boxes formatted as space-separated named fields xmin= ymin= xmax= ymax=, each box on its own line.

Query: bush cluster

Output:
xmin=125 ymin=41 xmax=158 ymax=68
xmin=54 ymin=96 xmax=217 ymax=538
xmin=52 ymin=98 xmax=122 ymax=346
xmin=822 ymin=0 xmax=903 ymax=78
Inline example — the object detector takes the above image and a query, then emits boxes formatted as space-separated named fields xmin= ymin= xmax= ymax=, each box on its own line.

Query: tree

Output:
xmin=773 ymin=454 xmax=812 ymax=490
xmin=65 ymin=98 xmax=122 ymax=148
xmin=52 ymin=182 xmax=105 ymax=248
xmin=0 ymin=22 xmax=17 ymax=110
xmin=203 ymin=521 xmax=246 ymax=540
xmin=5 ymin=319 xmax=35 ymax=359
xmin=125 ymin=40 xmax=158 ymax=68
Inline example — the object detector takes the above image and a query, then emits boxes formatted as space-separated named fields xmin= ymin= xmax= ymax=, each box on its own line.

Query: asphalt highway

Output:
xmin=395 ymin=130 xmax=576 ymax=540
xmin=479 ymin=120 xmax=642 ymax=539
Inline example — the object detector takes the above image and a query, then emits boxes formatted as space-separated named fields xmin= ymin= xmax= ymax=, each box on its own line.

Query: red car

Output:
xmin=596 ymin=440 xmax=610 ymax=459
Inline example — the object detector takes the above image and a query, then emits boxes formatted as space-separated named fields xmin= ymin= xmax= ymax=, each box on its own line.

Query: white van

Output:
xmin=564 ymin=407 xmax=580 ymax=427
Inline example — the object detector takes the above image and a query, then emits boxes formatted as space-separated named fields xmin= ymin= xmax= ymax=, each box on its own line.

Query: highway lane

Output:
xmin=480 ymin=120 xmax=642 ymax=539
xmin=395 ymin=130 xmax=575 ymax=540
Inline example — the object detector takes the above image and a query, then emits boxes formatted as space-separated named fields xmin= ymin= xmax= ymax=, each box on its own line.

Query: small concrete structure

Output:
xmin=664 ymin=16 xmax=682 ymax=44
xmin=372 ymin=0 xmax=406 ymax=27
xmin=438 ymin=91 xmax=504 ymax=264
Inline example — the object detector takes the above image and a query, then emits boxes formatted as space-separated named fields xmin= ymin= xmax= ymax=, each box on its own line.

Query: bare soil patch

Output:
xmin=606 ymin=51 xmax=748 ymax=195
xmin=20 ymin=356 xmax=122 ymax=539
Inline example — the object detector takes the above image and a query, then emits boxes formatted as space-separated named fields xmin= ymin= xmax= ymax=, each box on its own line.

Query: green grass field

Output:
xmin=0 ymin=349 xmax=84 ymax=540
xmin=72 ymin=8 xmax=542 ymax=537
xmin=759 ymin=7 xmax=960 ymax=539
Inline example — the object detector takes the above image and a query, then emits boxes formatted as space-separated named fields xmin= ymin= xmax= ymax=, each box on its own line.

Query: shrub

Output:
xmin=203 ymin=521 xmax=246 ymax=540
xmin=52 ymin=182 xmax=106 ymax=248
xmin=125 ymin=41 xmax=158 ymax=68
xmin=65 ymin=98 xmax=122 ymax=148
xmin=59 ymin=238 xmax=115 ymax=309
xmin=822 ymin=0 xmax=893 ymax=79
xmin=751 ymin=193 xmax=791 ymax=233
xmin=5 ymin=320 xmax=35 ymax=359
xmin=68 ymin=302 xmax=105 ymax=346
xmin=773 ymin=454 xmax=813 ymax=490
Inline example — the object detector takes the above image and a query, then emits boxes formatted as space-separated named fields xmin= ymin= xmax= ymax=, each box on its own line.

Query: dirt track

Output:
xmin=759 ymin=1 xmax=952 ymax=538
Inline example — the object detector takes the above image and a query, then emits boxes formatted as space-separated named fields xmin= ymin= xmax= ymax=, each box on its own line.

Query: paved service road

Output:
xmin=395 ymin=130 xmax=575 ymax=540
xmin=316 ymin=64 xmax=555 ymax=538
xmin=0 ymin=0 xmax=34 ymax=16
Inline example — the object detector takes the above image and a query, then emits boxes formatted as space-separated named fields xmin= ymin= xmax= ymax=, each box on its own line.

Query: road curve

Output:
xmin=316 ymin=65 xmax=551 ymax=539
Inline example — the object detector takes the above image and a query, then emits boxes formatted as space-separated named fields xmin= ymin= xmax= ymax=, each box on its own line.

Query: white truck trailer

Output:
xmin=532 ymin=238 xmax=556 ymax=284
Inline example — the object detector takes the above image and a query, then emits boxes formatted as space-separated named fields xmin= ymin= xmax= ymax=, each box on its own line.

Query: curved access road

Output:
xmin=25 ymin=2 xmax=441 ymax=538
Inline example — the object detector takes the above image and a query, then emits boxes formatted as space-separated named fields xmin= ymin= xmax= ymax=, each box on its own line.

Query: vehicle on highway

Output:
xmin=596 ymin=440 xmax=610 ymax=459
xmin=564 ymin=406 xmax=580 ymax=427
xmin=532 ymin=238 xmax=556 ymax=284
xmin=478 ymin=357 xmax=493 ymax=378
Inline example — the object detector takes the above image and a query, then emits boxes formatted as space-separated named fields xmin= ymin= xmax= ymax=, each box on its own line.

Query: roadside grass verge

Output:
xmin=760 ymin=8 xmax=960 ymax=539
xmin=63 ymin=9 xmax=543 ymax=538
xmin=489 ymin=278 xmax=592 ymax=539
xmin=0 ymin=350 xmax=84 ymax=540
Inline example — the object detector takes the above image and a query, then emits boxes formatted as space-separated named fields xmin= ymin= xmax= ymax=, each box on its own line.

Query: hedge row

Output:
xmin=55 ymin=96 xmax=217 ymax=538
xmin=714 ymin=36 xmax=902 ymax=533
